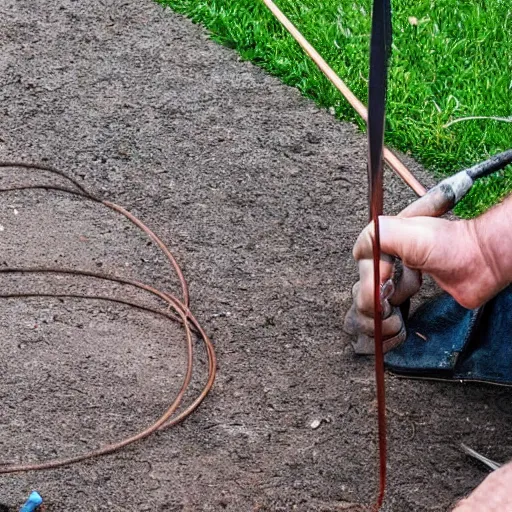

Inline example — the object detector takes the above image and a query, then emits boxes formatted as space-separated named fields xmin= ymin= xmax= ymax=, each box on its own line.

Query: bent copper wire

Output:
xmin=0 ymin=162 xmax=216 ymax=474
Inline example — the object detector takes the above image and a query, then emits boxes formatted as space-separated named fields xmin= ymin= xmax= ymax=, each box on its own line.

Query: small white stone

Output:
xmin=0 ymin=225 xmax=4 ymax=232
xmin=310 ymin=419 xmax=321 ymax=430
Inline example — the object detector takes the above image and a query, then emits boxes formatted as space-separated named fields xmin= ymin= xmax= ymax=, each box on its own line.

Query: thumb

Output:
xmin=378 ymin=216 xmax=439 ymax=271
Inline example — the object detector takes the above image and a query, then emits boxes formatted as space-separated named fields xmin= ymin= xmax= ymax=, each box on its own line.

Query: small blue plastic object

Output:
xmin=19 ymin=491 xmax=43 ymax=512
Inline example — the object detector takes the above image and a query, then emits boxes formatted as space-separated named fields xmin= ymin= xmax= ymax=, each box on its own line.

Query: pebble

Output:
xmin=310 ymin=419 xmax=321 ymax=429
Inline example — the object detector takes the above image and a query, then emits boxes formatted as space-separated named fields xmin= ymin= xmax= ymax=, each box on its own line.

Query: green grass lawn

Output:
xmin=159 ymin=0 xmax=512 ymax=217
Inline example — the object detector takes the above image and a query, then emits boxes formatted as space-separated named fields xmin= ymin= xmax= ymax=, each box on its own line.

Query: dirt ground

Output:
xmin=0 ymin=1 xmax=511 ymax=510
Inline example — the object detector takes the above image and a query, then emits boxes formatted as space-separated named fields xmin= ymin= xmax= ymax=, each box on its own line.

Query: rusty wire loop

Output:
xmin=0 ymin=161 xmax=216 ymax=474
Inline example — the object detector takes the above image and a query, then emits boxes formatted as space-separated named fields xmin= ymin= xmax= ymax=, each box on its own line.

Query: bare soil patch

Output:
xmin=1 ymin=1 xmax=510 ymax=510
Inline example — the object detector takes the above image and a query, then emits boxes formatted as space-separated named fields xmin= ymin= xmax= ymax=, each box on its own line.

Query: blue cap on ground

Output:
xmin=19 ymin=491 xmax=43 ymax=512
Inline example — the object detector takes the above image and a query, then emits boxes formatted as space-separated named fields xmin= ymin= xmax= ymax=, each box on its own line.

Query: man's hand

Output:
xmin=354 ymin=215 xmax=497 ymax=310
xmin=453 ymin=462 xmax=512 ymax=511
xmin=344 ymin=195 xmax=512 ymax=354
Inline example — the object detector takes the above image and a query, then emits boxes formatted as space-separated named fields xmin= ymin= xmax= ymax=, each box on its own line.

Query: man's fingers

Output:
xmin=344 ymin=302 xmax=407 ymax=355
xmin=344 ymin=303 xmax=404 ymax=338
xmin=379 ymin=216 xmax=443 ymax=270
xmin=389 ymin=266 xmax=422 ymax=306
xmin=355 ymin=259 xmax=395 ymax=317
xmin=355 ymin=216 xmax=439 ymax=270
xmin=347 ymin=192 xmax=460 ymax=353
xmin=352 ymin=224 xmax=373 ymax=261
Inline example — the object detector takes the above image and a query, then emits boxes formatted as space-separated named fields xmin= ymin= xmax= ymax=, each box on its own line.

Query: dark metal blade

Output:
xmin=368 ymin=0 xmax=391 ymax=220
xmin=367 ymin=0 xmax=392 ymax=509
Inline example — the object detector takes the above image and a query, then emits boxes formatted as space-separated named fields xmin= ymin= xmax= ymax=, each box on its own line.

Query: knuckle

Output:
xmin=353 ymin=225 xmax=374 ymax=260
xmin=351 ymin=281 xmax=360 ymax=299
xmin=355 ymin=285 xmax=375 ymax=317
xmin=382 ymin=312 xmax=403 ymax=337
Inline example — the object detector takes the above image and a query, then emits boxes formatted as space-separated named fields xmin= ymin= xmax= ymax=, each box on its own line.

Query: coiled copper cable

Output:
xmin=0 ymin=161 xmax=216 ymax=474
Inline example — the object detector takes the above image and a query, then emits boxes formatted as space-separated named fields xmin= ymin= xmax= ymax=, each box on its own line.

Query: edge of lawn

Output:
xmin=157 ymin=0 xmax=512 ymax=218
